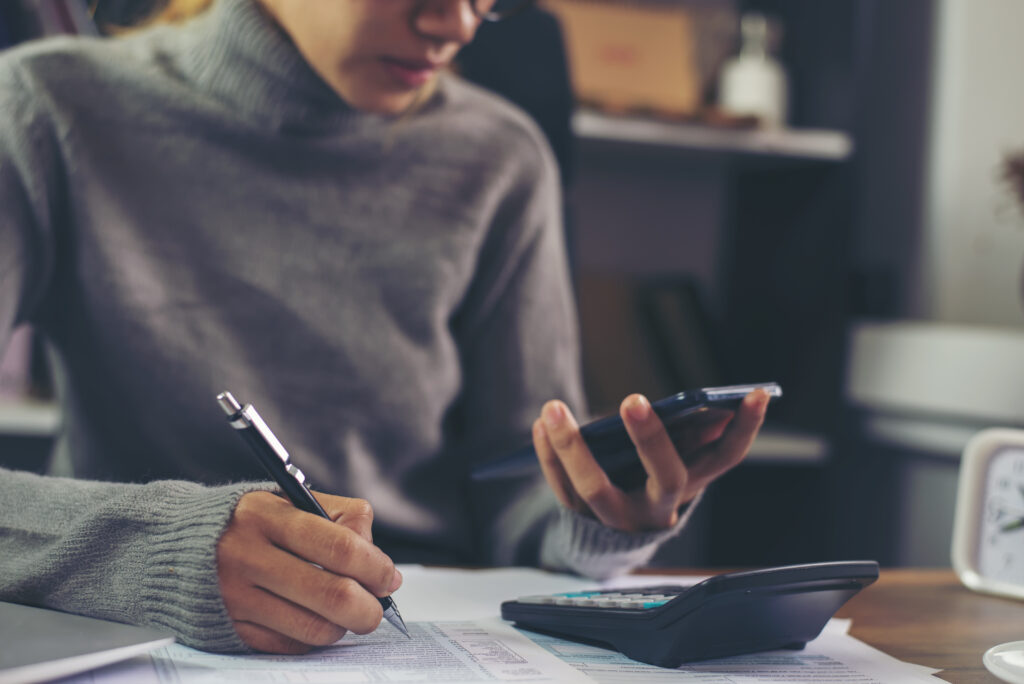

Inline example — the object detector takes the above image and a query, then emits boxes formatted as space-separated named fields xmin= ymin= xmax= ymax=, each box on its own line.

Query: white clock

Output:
xmin=952 ymin=429 xmax=1024 ymax=683
xmin=952 ymin=428 xmax=1024 ymax=600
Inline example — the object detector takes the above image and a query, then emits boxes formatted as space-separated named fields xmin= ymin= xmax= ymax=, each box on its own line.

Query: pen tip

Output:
xmin=383 ymin=608 xmax=411 ymax=638
xmin=396 ymin=620 xmax=411 ymax=639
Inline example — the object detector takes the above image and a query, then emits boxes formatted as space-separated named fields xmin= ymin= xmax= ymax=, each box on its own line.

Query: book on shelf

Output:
xmin=1 ymin=0 xmax=98 ymax=44
xmin=575 ymin=273 xmax=726 ymax=417
xmin=639 ymin=276 xmax=726 ymax=392
xmin=57 ymin=0 xmax=100 ymax=36
xmin=24 ymin=0 xmax=67 ymax=36
xmin=0 ymin=326 xmax=34 ymax=401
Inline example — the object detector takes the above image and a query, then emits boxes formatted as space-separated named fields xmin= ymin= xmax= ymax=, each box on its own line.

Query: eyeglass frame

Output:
xmin=471 ymin=0 xmax=536 ymax=22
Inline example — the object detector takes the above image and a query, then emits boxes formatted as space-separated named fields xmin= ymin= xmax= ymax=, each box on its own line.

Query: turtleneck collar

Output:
xmin=174 ymin=0 xmax=386 ymax=134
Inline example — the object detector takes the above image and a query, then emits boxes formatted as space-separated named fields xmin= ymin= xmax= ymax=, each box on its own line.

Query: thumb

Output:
xmin=314 ymin=493 xmax=375 ymax=543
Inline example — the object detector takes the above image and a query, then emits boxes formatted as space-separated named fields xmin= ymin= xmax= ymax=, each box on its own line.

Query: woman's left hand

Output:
xmin=532 ymin=389 xmax=771 ymax=532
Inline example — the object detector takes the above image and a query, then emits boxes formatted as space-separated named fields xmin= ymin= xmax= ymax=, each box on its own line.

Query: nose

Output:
xmin=414 ymin=0 xmax=480 ymax=47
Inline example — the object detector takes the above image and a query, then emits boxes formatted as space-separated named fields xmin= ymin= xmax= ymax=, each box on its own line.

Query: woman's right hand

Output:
xmin=217 ymin=490 xmax=401 ymax=653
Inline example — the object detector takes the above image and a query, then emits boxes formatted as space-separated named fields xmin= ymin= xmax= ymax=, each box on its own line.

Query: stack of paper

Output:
xmin=63 ymin=565 xmax=941 ymax=684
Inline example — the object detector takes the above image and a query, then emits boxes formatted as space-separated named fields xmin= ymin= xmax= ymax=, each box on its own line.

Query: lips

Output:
xmin=380 ymin=57 xmax=443 ymax=88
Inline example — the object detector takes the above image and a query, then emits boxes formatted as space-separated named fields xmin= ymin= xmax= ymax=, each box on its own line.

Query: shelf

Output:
xmin=0 ymin=398 xmax=60 ymax=437
xmin=746 ymin=425 xmax=829 ymax=465
xmin=0 ymin=399 xmax=826 ymax=466
xmin=573 ymin=110 xmax=854 ymax=162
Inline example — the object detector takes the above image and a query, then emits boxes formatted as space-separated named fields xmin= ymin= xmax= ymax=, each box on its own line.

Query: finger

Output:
xmin=234 ymin=620 xmax=312 ymax=655
xmin=236 ymin=542 xmax=385 ymax=635
xmin=688 ymin=389 xmax=770 ymax=483
xmin=619 ymin=394 xmax=687 ymax=503
xmin=541 ymin=400 xmax=632 ymax=529
xmin=229 ymin=583 xmax=353 ymax=646
xmin=696 ymin=414 xmax=732 ymax=444
xmin=533 ymin=418 xmax=576 ymax=509
xmin=669 ymin=409 xmax=733 ymax=455
xmin=260 ymin=507 xmax=398 ymax=597
xmin=316 ymin=493 xmax=374 ymax=543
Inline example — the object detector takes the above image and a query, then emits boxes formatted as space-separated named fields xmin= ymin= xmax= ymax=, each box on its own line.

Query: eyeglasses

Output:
xmin=471 ymin=0 xmax=535 ymax=22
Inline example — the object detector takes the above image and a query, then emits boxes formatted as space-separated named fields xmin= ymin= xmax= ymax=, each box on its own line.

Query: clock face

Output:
xmin=978 ymin=446 xmax=1024 ymax=584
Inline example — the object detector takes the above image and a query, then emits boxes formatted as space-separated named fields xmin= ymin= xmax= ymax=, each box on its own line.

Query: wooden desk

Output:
xmin=637 ymin=567 xmax=1023 ymax=682
xmin=836 ymin=569 xmax=1024 ymax=683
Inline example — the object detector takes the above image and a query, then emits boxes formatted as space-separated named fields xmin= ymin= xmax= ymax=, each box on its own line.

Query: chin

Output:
xmin=365 ymin=98 xmax=419 ymax=116
xmin=348 ymin=81 xmax=434 ymax=116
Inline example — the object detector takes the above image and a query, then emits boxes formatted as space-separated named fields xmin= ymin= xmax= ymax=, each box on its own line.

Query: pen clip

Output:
xmin=242 ymin=405 xmax=291 ymax=466
xmin=218 ymin=391 xmax=313 ymax=487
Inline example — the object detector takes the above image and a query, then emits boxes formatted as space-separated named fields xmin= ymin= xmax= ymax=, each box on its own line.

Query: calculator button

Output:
xmin=555 ymin=597 xmax=607 ymax=607
xmin=619 ymin=601 xmax=647 ymax=610
xmin=591 ymin=598 xmax=623 ymax=608
xmin=516 ymin=595 xmax=558 ymax=604
xmin=578 ymin=598 xmax=621 ymax=607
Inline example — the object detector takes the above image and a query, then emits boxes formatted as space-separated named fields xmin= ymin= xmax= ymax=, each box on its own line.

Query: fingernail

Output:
xmin=626 ymin=395 xmax=650 ymax=422
xmin=746 ymin=391 xmax=770 ymax=418
xmin=389 ymin=568 xmax=403 ymax=593
xmin=542 ymin=401 xmax=564 ymax=430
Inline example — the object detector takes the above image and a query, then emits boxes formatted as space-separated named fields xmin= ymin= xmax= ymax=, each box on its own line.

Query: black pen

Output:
xmin=216 ymin=391 xmax=410 ymax=638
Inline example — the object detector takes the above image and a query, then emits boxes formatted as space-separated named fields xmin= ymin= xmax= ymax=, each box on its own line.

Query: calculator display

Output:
xmin=515 ymin=585 xmax=685 ymax=611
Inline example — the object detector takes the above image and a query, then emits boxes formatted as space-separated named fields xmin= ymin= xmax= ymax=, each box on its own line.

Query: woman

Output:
xmin=0 ymin=0 xmax=769 ymax=655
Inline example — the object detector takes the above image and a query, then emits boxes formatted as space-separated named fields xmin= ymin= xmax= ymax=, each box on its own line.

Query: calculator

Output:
xmin=502 ymin=561 xmax=879 ymax=668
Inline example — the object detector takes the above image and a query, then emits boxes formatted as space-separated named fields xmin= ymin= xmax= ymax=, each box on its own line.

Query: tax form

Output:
xmin=400 ymin=567 xmax=943 ymax=684
xmin=65 ymin=619 xmax=590 ymax=684
xmin=522 ymin=619 xmax=940 ymax=684
xmin=64 ymin=565 xmax=943 ymax=684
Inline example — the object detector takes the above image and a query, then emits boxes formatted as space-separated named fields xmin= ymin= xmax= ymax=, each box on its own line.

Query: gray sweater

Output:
xmin=0 ymin=0 xmax=691 ymax=651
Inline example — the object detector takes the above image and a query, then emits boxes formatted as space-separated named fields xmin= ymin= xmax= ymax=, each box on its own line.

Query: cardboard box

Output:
xmin=543 ymin=0 xmax=703 ymax=116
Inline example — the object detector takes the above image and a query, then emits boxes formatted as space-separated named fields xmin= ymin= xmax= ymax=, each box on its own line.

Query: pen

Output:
xmin=216 ymin=390 xmax=410 ymax=638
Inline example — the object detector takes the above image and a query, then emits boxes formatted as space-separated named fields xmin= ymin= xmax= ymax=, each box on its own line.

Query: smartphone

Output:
xmin=470 ymin=382 xmax=781 ymax=489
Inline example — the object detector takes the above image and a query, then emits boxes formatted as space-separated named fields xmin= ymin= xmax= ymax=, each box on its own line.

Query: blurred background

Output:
xmin=2 ymin=0 xmax=1023 ymax=570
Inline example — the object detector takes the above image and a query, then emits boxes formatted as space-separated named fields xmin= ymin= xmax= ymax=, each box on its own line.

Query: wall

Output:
xmin=913 ymin=0 xmax=1024 ymax=325
xmin=847 ymin=0 xmax=1024 ymax=567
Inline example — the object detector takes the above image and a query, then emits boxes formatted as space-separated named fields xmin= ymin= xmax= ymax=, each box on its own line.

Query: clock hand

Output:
xmin=999 ymin=517 xmax=1024 ymax=533
xmin=988 ymin=505 xmax=1024 ymax=523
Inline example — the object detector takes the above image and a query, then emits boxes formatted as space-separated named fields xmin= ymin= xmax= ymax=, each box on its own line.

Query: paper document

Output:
xmin=393 ymin=565 xmax=706 ymax=622
xmin=398 ymin=567 xmax=941 ymax=683
xmin=64 ymin=619 xmax=590 ymax=684
xmin=522 ymin=619 xmax=939 ymax=683
xmin=65 ymin=565 xmax=943 ymax=683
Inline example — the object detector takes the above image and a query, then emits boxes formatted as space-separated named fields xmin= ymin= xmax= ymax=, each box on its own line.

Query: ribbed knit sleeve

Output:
xmin=0 ymin=468 xmax=274 ymax=651
xmin=539 ymin=493 xmax=703 ymax=580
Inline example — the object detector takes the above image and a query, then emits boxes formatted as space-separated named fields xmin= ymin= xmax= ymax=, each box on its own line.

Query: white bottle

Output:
xmin=718 ymin=13 xmax=788 ymax=128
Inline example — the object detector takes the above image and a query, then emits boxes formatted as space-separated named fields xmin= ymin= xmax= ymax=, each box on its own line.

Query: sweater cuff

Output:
xmin=539 ymin=490 xmax=704 ymax=580
xmin=137 ymin=480 xmax=275 ymax=652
